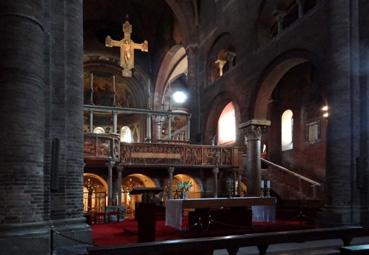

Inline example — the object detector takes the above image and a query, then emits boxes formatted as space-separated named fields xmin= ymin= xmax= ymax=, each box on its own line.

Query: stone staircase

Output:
xmin=262 ymin=169 xmax=309 ymax=200
xmin=260 ymin=158 xmax=323 ymax=201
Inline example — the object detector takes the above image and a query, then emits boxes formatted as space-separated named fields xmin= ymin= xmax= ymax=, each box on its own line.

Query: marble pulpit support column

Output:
xmin=168 ymin=167 xmax=175 ymax=199
xmin=106 ymin=160 xmax=115 ymax=206
xmin=116 ymin=166 xmax=123 ymax=206
xmin=213 ymin=167 xmax=219 ymax=198
xmin=239 ymin=119 xmax=270 ymax=196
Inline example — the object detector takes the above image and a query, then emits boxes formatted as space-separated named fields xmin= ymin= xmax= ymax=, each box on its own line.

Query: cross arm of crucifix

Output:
xmin=132 ymin=40 xmax=148 ymax=52
xmin=105 ymin=35 xmax=122 ymax=48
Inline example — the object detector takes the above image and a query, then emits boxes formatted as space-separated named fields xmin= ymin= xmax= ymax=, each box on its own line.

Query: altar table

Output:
xmin=165 ymin=197 xmax=276 ymax=230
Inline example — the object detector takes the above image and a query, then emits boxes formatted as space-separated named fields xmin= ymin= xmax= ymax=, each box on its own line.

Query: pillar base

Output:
xmin=317 ymin=206 xmax=369 ymax=226
xmin=0 ymin=218 xmax=91 ymax=255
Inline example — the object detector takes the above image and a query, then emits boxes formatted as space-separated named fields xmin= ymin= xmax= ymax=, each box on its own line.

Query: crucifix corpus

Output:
xmin=105 ymin=20 xmax=148 ymax=77
xmin=215 ymin=58 xmax=227 ymax=77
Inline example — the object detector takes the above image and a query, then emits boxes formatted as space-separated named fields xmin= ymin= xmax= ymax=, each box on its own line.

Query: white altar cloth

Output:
xmin=165 ymin=197 xmax=276 ymax=230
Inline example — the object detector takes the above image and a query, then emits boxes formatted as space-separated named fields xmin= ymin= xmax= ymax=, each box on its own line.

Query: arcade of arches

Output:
xmin=2 ymin=1 xmax=369 ymax=254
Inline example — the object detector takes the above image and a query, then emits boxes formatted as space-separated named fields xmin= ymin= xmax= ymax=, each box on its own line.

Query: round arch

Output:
xmin=122 ymin=173 xmax=157 ymax=190
xmin=251 ymin=50 xmax=321 ymax=119
xmin=154 ymin=45 xmax=187 ymax=110
xmin=121 ymin=173 xmax=157 ymax=214
xmin=83 ymin=173 xmax=108 ymax=213
xmin=83 ymin=173 xmax=108 ymax=192
xmin=173 ymin=174 xmax=201 ymax=199
xmin=203 ymin=93 xmax=241 ymax=145
xmin=84 ymin=57 xmax=150 ymax=108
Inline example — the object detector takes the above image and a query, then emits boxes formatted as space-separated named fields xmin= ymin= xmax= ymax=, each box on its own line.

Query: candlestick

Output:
xmin=266 ymin=180 xmax=271 ymax=197
xmin=260 ymin=180 xmax=265 ymax=197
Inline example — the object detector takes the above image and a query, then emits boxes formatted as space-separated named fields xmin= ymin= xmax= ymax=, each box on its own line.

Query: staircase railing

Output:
xmin=261 ymin=158 xmax=321 ymax=199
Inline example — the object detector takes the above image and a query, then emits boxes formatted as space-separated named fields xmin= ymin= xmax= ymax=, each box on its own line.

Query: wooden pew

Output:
xmin=88 ymin=226 xmax=369 ymax=255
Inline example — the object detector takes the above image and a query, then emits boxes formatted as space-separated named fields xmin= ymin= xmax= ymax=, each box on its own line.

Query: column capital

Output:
xmin=105 ymin=160 xmax=115 ymax=168
xmin=168 ymin=166 xmax=175 ymax=174
xmin=116 ymin=165 xmax=124 ymax=172
xmin=239 ymin=119 xmax=271 ymax=141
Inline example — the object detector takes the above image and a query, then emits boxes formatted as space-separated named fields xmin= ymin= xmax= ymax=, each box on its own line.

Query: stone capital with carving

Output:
xmin=168 ymin=166 xmax=175 ymax=174
xmin=239 ymin=119 xmax=271 ymax=141
xmin=105 ymin=160 xmax=115 ymax=168
xmin=116 ymin=165 xmax=124 ymax=172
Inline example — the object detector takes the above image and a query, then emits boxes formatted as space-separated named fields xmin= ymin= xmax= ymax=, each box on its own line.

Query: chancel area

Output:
xmin=2 ymin=0 xmax=369 ymax=255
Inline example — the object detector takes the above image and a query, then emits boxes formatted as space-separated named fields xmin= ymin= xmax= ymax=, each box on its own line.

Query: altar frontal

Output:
xmin=165 ymin=197 xmax=276 ymax=231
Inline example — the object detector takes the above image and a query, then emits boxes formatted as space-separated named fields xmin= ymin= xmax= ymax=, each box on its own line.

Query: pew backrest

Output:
xmin=88 ymin=226 xmax=369 ymax=255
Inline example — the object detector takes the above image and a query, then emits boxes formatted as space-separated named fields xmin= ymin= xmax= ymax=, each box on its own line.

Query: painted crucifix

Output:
xmin=105 ymin=19 xmax=148 ymax=77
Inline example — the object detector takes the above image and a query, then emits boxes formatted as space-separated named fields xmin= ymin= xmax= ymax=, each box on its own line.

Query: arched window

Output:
xmin=120 ymin=126 xmax=132 ymax=143
xmin=217 ymin=102 xmax=236 ymax=145
xmin=93 ymin=126 xmax=105 ymax=134
xmin=281 ymin=109 xmax=293 ymax=151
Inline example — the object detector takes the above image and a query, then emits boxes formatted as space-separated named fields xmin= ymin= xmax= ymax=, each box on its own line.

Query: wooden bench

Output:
xmin=88 ymin=226 xmax=369 ymax=255
xmin=341 ymin=244 xmax=369 ymax=254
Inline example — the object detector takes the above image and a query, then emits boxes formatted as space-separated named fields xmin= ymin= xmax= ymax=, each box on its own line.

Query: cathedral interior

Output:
xmin=1 ymin=0 xmax=369 ymax=254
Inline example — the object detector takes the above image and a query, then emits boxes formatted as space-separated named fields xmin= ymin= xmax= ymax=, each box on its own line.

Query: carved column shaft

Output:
xmin=106 ymin=160 xmax=115 ymax=206
xmin=246 ymin=126 xmax=262 ymax=196
xmin=116 ymin=166 xmax=123 ymax=206
xmin=240 ymin=120 xmax=270 ymax=197
xmin=213 ymin=167 xmax=219 ymax=198
xmin=168 ymin=167 xmax=175 ymax=199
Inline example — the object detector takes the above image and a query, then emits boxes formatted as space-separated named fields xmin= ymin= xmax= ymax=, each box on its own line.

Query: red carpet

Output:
xmin=92 ymin=219 xmax=315 ymax=246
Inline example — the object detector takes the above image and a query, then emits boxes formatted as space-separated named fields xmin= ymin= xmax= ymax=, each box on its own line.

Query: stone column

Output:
xmin=168 ymin=167 xmax=175 ymax=199
xmin=186 ymin=45 xmax=201 ymax=143
xmin=318 ymin=0 xmax=362 ymax=226
xmin=113 ymin=112 xmax=118 ymax=134
xmin=358 ymin=0 xmax=369 ymax=227
xmin=213 ymin=167 xmax=219 ymax=198
xmin=146 ymin=114 xmax=152 ymax=141
xmin=106 ymin=160 xmax=115 ymax=206
xmin=0 ymin=1 xmax=48 ymax=253
xmin=0 ymin=0 xmax=46 ymax=222
xmin=239 ymin=119 xmax=270 ymax=196
xmin=116 ymin=166 xmax=123 ymax=206
xmin=89 ymin=110 xmax=94 ymax=132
